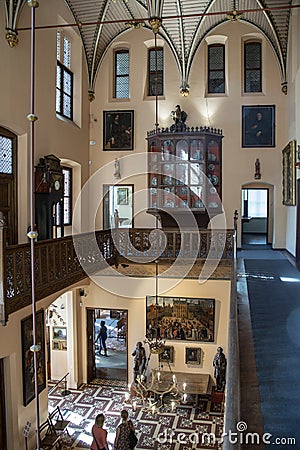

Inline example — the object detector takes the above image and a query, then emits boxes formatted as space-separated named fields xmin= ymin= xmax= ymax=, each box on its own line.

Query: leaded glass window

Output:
xmin=244 ymin=42 xmax=262 ymax=93
xmin=62 ymin=167 xmax=72 ymax=225
xmin=56 ymin=31 xmax=73 ymax=120
xmin=208 ymin=44 xmax=225 ymax=94
xmin=0 ymin=135 xmax=13 ymax=174
xmin=114 ymin=50 xmax=129 ymax=99
xmin=148 ymin=47 xmax=164 ymax=96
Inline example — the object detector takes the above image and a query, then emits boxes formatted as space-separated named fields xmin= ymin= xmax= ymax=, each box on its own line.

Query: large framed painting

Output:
xmin=282 ymin=140 xmax=296 ymax=206
xmin=242 ymin=105 xmax=275 ymax=148
xmin=146 ymin=296 xmax=215 ymax=342
xmin=21 ymin=309 xmax=46 ymax=406
xmin=103 ymin=110 xmax=134 ymax=150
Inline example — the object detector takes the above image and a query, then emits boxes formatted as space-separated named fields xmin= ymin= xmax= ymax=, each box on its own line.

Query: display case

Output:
xmin=147 ymin=127 xmax=223 ymax=227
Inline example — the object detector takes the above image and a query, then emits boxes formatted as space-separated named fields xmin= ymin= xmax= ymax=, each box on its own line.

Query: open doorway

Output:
xmin=87 ymin=309 xmax=128 ymax=383
xmin=241 ymin=188 xmax=269 ymax=246
xmin=103 ymin=185 xmax=133 ymax=229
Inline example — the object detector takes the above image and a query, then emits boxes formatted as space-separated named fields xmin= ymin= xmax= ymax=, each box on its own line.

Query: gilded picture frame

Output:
xmin=282 ymin=140 xmax=296 ymax=206
xmin=21 ymin=309 xmax=46 ymax=406
xmin=158 ymin=346 xmax=174 ymax=363
xmin=185 ymin=347 xmax=202 ymax=365
xmin=146 ymin=296 xmax=215 ymax=342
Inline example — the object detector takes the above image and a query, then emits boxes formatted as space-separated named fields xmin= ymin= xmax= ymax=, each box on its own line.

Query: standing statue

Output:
xmin=254 ymin=158 xmax=261 ymax=179
xmin=132 ymin=341 xmax=146 ymax=382
xmin=213 ymin=347 xmax=227 ymax=392
xmin=170 ymin=105 xmax=187 ymax=132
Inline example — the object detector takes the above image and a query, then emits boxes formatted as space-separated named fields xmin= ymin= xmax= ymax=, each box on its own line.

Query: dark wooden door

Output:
xmin=0 ymin=359 xmax=7 ymax=450
xmin=0 ymin=176 xmax=17 ymax=245
xmin=86 ymin=309 xmax=96 ymax=383
xmin=0 ymin=127 xmax=17 ymax=245
xmin=296 ymin=179 xmax=300 ymax=261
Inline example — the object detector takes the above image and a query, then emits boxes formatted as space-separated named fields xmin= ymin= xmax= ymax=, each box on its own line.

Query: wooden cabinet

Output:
xmin=147 ymin=127 xmax=223 ymax=228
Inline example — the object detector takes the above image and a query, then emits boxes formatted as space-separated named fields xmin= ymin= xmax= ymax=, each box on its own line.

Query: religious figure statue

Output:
xmin=213 ymin=347 xmax=227 ymax=392
xmin=170 ymin=105 xmax=187 ymax=132
xmin=114 ymin=158 xmax=121 ymax=179
xmin=132 ymin=341 xmax=146 ymax=382
xmin=254 ymin=158 xmax=261 ymax=179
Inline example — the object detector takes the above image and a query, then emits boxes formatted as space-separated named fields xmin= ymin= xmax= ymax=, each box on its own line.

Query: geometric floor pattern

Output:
xmin=48 ymin=381 xmax=224 ymax=449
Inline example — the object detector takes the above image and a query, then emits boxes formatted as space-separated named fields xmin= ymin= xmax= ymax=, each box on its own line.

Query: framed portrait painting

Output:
xmin=159 ymin=346 xmax=174 ymax=364
xmin=282 ymin=140 xmax=296 ymax=206
xmin=117 ymin=187 xmax=129 ymax=205
xmin=21 ymin=309 xmax=46 ymax=406
xmin=146 ymin=296 xmax=215 ymax=342
xmin=185 ymin=347 xmax=201 ymax=365
xmin=242 ymin=105 xmax=275 ymax=148
xmin=103 ymin=110 xmax=134 ymax=150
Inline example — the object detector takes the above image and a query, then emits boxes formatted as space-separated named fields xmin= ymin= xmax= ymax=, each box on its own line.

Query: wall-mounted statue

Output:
xmin=170 ymin=105 xmax=187 ymax=132
xmin=213 ymin=346 xmax=227 ymax=392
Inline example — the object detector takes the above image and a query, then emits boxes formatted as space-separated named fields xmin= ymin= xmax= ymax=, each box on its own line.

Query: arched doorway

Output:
xmin=241 ymin=182 xmax=274 ymax=247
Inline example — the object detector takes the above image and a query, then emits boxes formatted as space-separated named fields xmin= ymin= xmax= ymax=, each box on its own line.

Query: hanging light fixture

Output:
xmin=227 ymin=0 xmax=243 ymax=21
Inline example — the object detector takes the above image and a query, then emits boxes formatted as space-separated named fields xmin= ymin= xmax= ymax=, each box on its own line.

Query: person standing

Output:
xmin=91 ymin=413 xmax=109 ymax=450
xmin=114 ymin=409 xmax=134 ymax=450
xmin=95 ymin=320 xmax=108 ymax=356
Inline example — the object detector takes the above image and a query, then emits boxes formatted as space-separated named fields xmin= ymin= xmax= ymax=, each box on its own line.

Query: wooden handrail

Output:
xmin=3 ymin=228 xmax=235 ymax=321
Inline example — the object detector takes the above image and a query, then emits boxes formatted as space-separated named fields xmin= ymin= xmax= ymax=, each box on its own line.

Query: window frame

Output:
xmin=56 ymin=61 xmax=74 ymax=120
xmin=56 ymin=31 xmax=74 ymax=121
xmin=62 ymin=166 xmax=72 ymax=226
xmin=244 ymin=41 xmax=262 ymax=93
xmin=114 ymin=49 xmax=130 ymax=99
xmin=207 ymin=43 xmax=225 ymax=94
xmin=148 ymin=46 xmax=164 ymax=97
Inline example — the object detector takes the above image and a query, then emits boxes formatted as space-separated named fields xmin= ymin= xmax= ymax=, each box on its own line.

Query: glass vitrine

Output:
xmin=147 ymin=127 xmax=223 ymax=227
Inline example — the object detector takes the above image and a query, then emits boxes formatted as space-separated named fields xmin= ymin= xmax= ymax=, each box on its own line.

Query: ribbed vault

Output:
xmin=4 ymin=0 xmax=293 ymax=96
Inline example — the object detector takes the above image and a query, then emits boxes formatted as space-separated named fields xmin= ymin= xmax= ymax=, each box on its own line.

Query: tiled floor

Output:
xmin=48 ymin=381 xmax=224 ymax=449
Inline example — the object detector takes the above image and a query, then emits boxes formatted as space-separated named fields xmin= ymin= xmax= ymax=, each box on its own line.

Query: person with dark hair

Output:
xmin=114 ymin=409 xmax=135 ymax=450
xmin=91 ymin=413 xmax=109 ymax=450
xmin=213 ymin=346 xmax=227 ymax=392
xmin=95 ymin=320 xmax=108 ymax=356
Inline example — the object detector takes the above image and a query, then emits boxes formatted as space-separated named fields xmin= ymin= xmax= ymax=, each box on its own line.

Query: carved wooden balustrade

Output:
xmin=2 ymin=228 xmax=234 ymax=321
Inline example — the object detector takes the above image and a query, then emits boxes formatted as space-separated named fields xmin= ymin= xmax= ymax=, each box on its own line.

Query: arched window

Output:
xmin=148 ymin=47 xmax=164 ymax=96
xmin=114 ymin=50 xmax=130 ymax=99
xmin=208 ymin=44 xmax=225 ymax=94
xmin=56 ymin=30 xmax=74 ymax=120
xmin=244 ymin=41 xmax=262 ymax=93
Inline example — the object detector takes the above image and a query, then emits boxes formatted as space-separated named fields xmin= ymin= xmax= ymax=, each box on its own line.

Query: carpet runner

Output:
xmin=244 ymin=258 xmax=300 ymax=448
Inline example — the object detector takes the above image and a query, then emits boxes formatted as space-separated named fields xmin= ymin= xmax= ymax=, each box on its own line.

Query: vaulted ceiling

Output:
xmin=4 ymin=0 xmax=293 ymax=97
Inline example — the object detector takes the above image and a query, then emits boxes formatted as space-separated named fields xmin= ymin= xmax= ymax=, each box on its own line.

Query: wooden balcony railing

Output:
xmin=2 ymin=228 xmax=234 ymax=321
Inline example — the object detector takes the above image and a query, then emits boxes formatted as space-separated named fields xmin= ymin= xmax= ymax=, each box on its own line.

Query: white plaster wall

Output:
xmin=80 ymin=278 xmax=231 ymax=385
xmin=0 ymin=0 xmax=90 ymax=243
xmin=90 ymin=21 xmax=288 ymax=247
xmin=286 ymin=8 xmax=300 ymax=256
